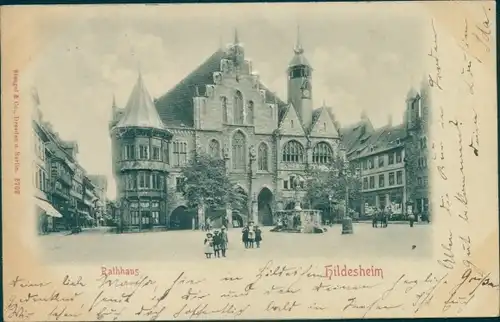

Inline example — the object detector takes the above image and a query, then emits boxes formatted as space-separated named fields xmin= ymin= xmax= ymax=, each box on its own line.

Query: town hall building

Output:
xmin=109 ymin=30 xmax=345 ymax=230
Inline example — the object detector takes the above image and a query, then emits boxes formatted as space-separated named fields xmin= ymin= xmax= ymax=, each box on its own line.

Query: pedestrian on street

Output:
xmin=242 ymin=226 xmax=249 ymax=248
xmin=255 ymin=226 xmax=262 ymax=248
xmin=204 ymin=232 xmax=214 ymax=258
xmin=213 ymin=230 xmax=222 ymax=258
xmin=220 ymin=226 xmax=228 ymax=257
xmin=409 ymin=214 xmax=415 ymax=228
xmin=247 ymin=222 xmax=255 ymax=248
xmin=372 ymin=214 xmax=377 ymax=228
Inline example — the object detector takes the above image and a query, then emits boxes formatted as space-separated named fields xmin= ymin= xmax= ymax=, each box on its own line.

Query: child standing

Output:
xmin=213 ymin=230 xmax=221 ymax=258
xmin=204 ymin=232 xmax=214 ymax=258
xmin=255 ymin=226 xmax=262 ymax=248
xmin=247 ymin=222 xmax=255 ymax=248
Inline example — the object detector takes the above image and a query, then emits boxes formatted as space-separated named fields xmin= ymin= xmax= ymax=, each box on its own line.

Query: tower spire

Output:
xmin=294 ymin=24 xmax=304 ymax=54
xmin=112 ymin=93 xmax=117 ymax=108
xmin=234 ymin=28 xmax=239 ymax=45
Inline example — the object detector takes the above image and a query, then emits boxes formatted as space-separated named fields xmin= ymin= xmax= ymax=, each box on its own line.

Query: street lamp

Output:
xmin=340 ymin=163 xmax=361 ymax=235
xmin=248 ymin=145 xmax=257 ymax=224
xmin=328 ymin=194 xmax=333 ymax=226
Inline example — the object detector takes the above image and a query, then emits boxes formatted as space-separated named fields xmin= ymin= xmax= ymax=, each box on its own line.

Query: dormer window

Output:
xmin=370 ymin=145 xmax=375 ymax=152
xmin=396 ymin=139 xmax=401 ymax=145
xmin=323 ymin=122 xmax=327 ymax=130
xmin=291 ymin=120 xmax=294 ymax=128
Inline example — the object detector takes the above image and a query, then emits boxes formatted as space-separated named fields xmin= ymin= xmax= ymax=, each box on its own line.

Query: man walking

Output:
xmin=220 ymin=226 xmax=228 ymax=257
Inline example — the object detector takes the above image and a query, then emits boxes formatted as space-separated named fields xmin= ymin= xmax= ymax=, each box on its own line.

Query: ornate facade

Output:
xmin=110 ymin=29 xmax=344 ymax=230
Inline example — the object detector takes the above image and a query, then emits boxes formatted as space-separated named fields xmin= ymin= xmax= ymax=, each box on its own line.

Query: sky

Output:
xmin=22 ymin=3 xmax=429 ymax=200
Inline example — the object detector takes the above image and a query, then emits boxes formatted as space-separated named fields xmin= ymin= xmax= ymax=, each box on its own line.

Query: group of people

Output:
xmin=372 ymin=208 xmax=429 ymax=228
xmin=372 ymin=210 xmax=389 ymax=228
xmin=241 ymin=222 xmax=262 ymax=248
xmin=203 ymin=226 xmax=228 ymax=258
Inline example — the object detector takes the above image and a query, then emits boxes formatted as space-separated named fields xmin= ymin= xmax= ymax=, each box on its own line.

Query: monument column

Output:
xmin=223 ymin=144 xmax=233 ymax=228
xmin=197 ymin=201 xmax=205 ymax=230
xmin=251 ymin=193 xmax=258 ymax=224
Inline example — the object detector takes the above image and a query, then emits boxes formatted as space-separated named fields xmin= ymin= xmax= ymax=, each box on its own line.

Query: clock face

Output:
xmin=303 ymin=89 xmax=311 ymax=98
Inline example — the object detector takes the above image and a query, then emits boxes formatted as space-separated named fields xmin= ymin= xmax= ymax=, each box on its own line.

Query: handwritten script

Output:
xmin=4 ymin=259 xmax=499 ymax=321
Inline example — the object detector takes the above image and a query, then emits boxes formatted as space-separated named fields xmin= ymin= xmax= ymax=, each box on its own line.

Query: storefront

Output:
xmin=35 ymin=197 xmax=63 ymax=234
xmin=122 ymin=198 xmax=166 ymax=230
xmin=361 ymin=187 xmax=404 ymax=219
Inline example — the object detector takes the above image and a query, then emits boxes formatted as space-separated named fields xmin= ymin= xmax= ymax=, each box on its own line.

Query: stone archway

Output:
xmin=231 ymin=211 xmax=244 ymax=228
xmin=169 ymin=206 xmax=194 ymax=230
xmin=258 ymin=187 xmax=274 ymax=226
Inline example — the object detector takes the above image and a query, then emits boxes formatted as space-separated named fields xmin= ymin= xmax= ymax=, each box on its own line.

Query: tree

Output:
xmin=179 ymin=152 xmax=246 ymax=213
xmin=304 ymin=154 xmax=361 ymax=217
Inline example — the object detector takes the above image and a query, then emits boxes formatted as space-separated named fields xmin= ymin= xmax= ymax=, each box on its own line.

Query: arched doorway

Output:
xmin=258 ymin=188 xmax=274 ymax=226
xmin=231 ymin=211 xmax=244 ymax=228
xmin=169 ymin=206 xmax=194 ymax=230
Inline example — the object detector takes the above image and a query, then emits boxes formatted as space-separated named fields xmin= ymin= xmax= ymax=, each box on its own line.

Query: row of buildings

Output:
xmin=33 ymin=92 xmax=110 ymax=234
xmin=109 ymin=29 xmax=430 ymax=231
xmin=343 ymin=83 xmax=429 ymax=219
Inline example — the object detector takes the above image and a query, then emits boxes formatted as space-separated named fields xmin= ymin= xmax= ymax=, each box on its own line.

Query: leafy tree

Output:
xmin=179 ymin=152 xmax=246 ymax=213
xmin=304 ymin=154 xmax=361 ymax=216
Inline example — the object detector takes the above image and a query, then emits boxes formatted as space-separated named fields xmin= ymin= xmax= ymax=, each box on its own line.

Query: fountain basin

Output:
xmin=271 ymin=209 xmax=326 ymax=233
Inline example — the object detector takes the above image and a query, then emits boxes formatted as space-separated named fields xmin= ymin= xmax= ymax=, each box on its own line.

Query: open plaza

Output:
xmin=39 ymin=222 xmax=431 ymax=263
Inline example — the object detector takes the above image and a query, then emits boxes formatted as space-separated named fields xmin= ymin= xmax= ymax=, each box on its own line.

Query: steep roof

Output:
xmin=288 ymin=54 xmax=311 ymax=68
xmin=340 ymin=119 xmax=374 ymax=153
xmin=349 ymin=124 xmax=407 ymax=159
xmin=311 ymin=108 xmax=323 ymax=127
xmin=155 ymin=49 xmax=288 ymax=128
xmin=116 ymin=73 xmax=166 ymax=129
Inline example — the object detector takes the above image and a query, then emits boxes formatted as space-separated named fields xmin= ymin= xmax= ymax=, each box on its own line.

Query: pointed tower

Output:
xmin=109 ymin=71 xmax=172 ymax=231
xmin=405 ymin=86 xmax=421 ymax=131
xmin=228 ymin=28 xmax=245 ymax=66
xmin=287 ymin=25 xmax=313 ymax=129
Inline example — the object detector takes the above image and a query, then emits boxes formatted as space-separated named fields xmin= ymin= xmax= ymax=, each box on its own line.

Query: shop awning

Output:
xmin=35 ymin=198 xmax=63 ymax=218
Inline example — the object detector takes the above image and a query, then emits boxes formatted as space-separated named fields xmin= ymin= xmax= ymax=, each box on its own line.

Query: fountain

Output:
xmin=271 ymin=175 xmax=326 ymax=234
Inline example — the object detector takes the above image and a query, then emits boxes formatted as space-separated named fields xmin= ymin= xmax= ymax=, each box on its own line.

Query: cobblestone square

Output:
xmin=39 ymin=223 xmax=431 ymax=263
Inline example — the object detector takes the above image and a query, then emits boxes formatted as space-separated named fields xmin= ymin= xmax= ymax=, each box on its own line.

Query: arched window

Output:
xmin=221 ymin=97 xmax=228 ymax=123
xmin=247 ymin=101 xmax=254 ymax=124
xmin=208 ymin=139 xmax=220 ymax=158
xmin=282 ymin=140 xmax=304 ymax=163
xmin=232 ymin=131 xmax=246 ymax=170
xmin=258 ymin=143 xmax=269 ymax=171
xmin=233 ymin=91 xmax=244 ymax=124
xmin=313 ymin=142 xmax=333 ymax=164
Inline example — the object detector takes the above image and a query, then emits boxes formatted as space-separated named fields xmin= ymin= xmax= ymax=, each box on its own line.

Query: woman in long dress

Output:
xmin=204 ymin=232 xmax=214 ymax=258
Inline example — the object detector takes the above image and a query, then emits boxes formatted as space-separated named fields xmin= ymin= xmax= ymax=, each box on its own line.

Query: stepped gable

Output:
xmin=155 ymin=49 xmax=288 ymax=128
xmin=116 ymin=72 xmax=166 ymax=130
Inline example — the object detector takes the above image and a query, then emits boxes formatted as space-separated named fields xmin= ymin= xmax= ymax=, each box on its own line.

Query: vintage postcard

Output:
xmin=1 ymin=1 xmax=498 ymax=320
